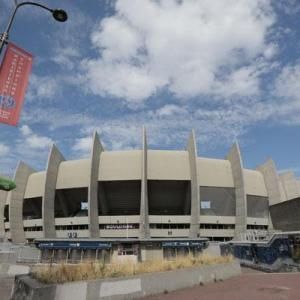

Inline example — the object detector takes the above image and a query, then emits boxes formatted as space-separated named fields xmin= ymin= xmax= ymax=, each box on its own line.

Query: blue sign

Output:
xmin=37 ymin=241 xmax=112 ymax=250
xmin=162 ymin=241 xmax=205 ymax=248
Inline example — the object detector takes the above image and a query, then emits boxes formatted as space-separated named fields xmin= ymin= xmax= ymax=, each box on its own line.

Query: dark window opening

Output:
xmin=200 ymin=223 xmax=235 ymax=229
xmin=98 ymin=181 xmax=141 ymax=216
xmin=148 ymin=180 xmax=191 ymax=215
xmin=247 ymin=195 xmax=269 ymax=218
xmin=55 ymin=224 xmax=88 ymax=230
xmin=207 ymin=237 xmax=233 ymax=242
xmin=200 ymin=186 xmax=236 ymax=216
xmin=24 ymin=226 xmax=43 ymax=231
xmin=55 ymin=188 xmax=88 ymax=218
xmin=4 ymin=205 xmax=9 ymax=222
xmin=150 ymin=223 xmax=190 ymax=229
xmin=23 ymin=197 xmax=42 ymax=220
xmin=247 ymin=225 xmax=268 ymax=230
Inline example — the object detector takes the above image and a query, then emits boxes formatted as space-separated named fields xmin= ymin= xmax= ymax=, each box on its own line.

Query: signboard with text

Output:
xmin=0 ymin=42 xmax=33 ymax=126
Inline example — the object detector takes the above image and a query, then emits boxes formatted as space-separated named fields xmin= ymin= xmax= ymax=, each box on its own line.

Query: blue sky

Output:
xmin=0 ymin=0 xmax=300 ymax=177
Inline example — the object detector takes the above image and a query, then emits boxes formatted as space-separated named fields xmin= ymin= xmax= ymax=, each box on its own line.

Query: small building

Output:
xmin=35 ymin=238 xmax=209 ymax=263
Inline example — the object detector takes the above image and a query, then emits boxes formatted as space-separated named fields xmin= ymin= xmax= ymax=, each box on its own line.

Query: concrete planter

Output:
xmin=12 ymin=260 xmax=241 ymax=300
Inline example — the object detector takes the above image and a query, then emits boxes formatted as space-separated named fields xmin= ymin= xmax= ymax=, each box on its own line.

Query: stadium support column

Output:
xmin=140 ymin=127 xmax=150 ymax=239
xmin=187 ymin=130 xmax=200 ymax=238
xmin=257 ymin=159 xmax=282 ymax=230
xmin=9 ymin=161 xmax=35 ymax=243
xmin=88 ymin=131 xmax=104 ymax=238
xmin=226 ymin=142 xmax=247 ymax=240
xmin=43 ymin=144 xmax=65 ymax=238
xmin=278 ymin=171 xmax=300 ymax=200
xmin=0 ymin=190 xmax=7 ymax=240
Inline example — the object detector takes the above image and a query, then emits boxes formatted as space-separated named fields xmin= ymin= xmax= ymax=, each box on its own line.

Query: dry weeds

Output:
xmin=32 ymin=254 xmax=233 ymax=284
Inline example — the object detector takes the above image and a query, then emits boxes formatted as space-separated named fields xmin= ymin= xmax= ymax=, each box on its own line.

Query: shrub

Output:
xmin=31 ymin=254 xmax=233 ymax=284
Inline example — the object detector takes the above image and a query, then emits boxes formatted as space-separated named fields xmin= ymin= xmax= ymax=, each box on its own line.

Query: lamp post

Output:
xmin=0 ymin=1 xmax=68 ymax=56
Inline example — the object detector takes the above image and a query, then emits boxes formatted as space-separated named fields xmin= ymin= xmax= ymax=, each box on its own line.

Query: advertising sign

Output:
xmin=0 ymin=42 xmax=33 ymax=126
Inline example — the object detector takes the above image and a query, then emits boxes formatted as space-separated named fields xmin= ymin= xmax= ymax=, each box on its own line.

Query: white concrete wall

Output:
xmin=24 ymin=172 xmax=46 ymax=198
xmin=279 ymin=171 xmax=300 ymax=201
xmin=23 ymin=219 xmax=42 ymax=227
xmin=99 ymin=216 xmax=140 ymax=224
xmin=25 ymin=231 xmax=43 ymax=239
xmin=56 ymin=159 xmax=90 ymax=189
xmin=100 ymin=229 xmax=140 ymax=238
xmin=197 ymin=158 xmax=234 ymax=187
xmin=149 ymin=215 xmax=190 ymax=223
xmin=200 ymin=229 xmax=234 ymax=237
xmin=243 ymin=169 xmax=267 ymax=196
xmin=99 ymin=151 xmax=142 ymax=181
xmin=150 ymin=229 xmax=189 ymax=237
xmin=247 ymin=217 xmax=268 ymax=226
xmin=147 ymin=150 xmax=190 ymax=180
xmin=56 ymin=230 xmax=89 ymax=238
xmin=278 ymin=181 xmax=287 ymax=203
xmin=55 ymin=217 xmax=89 ymax=225
xmin=200 ymin=216 xmax=235 ymax=224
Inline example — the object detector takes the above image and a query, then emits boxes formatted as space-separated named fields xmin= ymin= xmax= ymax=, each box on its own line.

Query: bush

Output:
xmin=31 ymin=254 xmax=233 ymax=284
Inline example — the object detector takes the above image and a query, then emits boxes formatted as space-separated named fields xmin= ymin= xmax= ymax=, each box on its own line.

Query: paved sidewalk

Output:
xmin=142 ymin=268 xmax=300 ymax=300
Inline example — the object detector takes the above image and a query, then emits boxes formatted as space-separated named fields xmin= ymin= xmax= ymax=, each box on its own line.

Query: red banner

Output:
xmin=0 ymin=42 xmax=33 ymax=126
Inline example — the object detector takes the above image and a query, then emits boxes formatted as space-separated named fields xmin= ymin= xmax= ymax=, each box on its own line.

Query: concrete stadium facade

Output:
xmin=1 ymin=130 xmax=299 ymax=244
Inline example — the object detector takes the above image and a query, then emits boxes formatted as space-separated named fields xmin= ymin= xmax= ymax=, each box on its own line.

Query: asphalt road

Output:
xmin=142 ymin=268 xmax=300 ymax=300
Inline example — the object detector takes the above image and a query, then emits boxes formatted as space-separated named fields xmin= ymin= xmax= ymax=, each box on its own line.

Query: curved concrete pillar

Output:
xmin=226 ymin=142 xmax=247 ymax=240
xmin=186 ymin=130 xmax=200 ymax=238
xmin=140 ymin=127 xmax=150 ymax=239
xmin=43 ymin=144 xmax=65 ymax=238
xmin=279 ymin=171 xmax=300 ymax=201
xmin=257 ymin=159 xmax=282 ymax=206
xmin=0 ymin=190 xmax=8 ymax=240
xmin=89 ymin=131 xmax=104 ymax=238
xmin=257 ymin=159 xmax=281 ymax=230
xmin=9 ymin=161 xmax=35 ymax=243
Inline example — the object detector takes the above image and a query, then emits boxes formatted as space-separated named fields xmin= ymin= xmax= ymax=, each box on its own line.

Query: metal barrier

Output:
xmin=220 ymin=231 xmax=300 ymax=271
xmin=16 ymin=246 xmax=40 ymax=263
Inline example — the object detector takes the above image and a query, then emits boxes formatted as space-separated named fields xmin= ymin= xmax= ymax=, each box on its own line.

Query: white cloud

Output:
xmin=72 ymin=136 xmax=93 ymax=157
xmin=20 ymin=125 xmax=53 ymax=149
xmin=0 ymin=143 xmax=9 ymax=156
xmin=155 ymin=104 xmax=187 ymax=117
xmin=82 ymin=0 xmax=275 ymax=102
xmin=27 ymin=74 xmax=60 ymax=101
xmin=275 ymin=64 xmax=300 ymax=102
xmin=267 ymin=63 xmax=300 ymax=126
xmin=51 ymin=47 xmax=81 ymax=70
xmin=20 ymin=124 xmax=32 ymax=136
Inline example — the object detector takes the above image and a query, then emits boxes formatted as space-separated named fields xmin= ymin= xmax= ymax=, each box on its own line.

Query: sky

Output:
xmin=0 ymin=0 xmax=300 ymax=177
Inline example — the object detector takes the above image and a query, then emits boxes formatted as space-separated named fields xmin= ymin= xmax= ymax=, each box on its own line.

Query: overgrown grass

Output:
xmin=32 ymin=254 xmax=233 ymax=284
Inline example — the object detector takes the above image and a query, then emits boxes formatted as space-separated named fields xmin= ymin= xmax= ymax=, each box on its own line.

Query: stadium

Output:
xmin=1 ymin=129 xmax=300 ymax=262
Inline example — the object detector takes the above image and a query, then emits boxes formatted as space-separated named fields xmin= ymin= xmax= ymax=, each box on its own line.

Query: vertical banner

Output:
xmin=0 ymin=42 xmax=33 ymax=126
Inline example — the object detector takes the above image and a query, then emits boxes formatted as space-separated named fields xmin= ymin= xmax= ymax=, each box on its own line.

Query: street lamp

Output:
xmin=0 ymin=1 xmax=68 ymax=55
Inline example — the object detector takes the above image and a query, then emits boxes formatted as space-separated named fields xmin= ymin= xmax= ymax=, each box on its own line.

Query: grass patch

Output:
xmin=31 ymin=254 xmax=233 ymax=284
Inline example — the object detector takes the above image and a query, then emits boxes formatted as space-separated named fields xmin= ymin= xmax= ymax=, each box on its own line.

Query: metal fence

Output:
xmin=16 ymin=246 xmax=40 ymax=263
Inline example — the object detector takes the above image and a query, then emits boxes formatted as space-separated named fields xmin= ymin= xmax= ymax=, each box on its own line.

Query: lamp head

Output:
xmin=52 ymin=9 xmax=68 ymax=22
